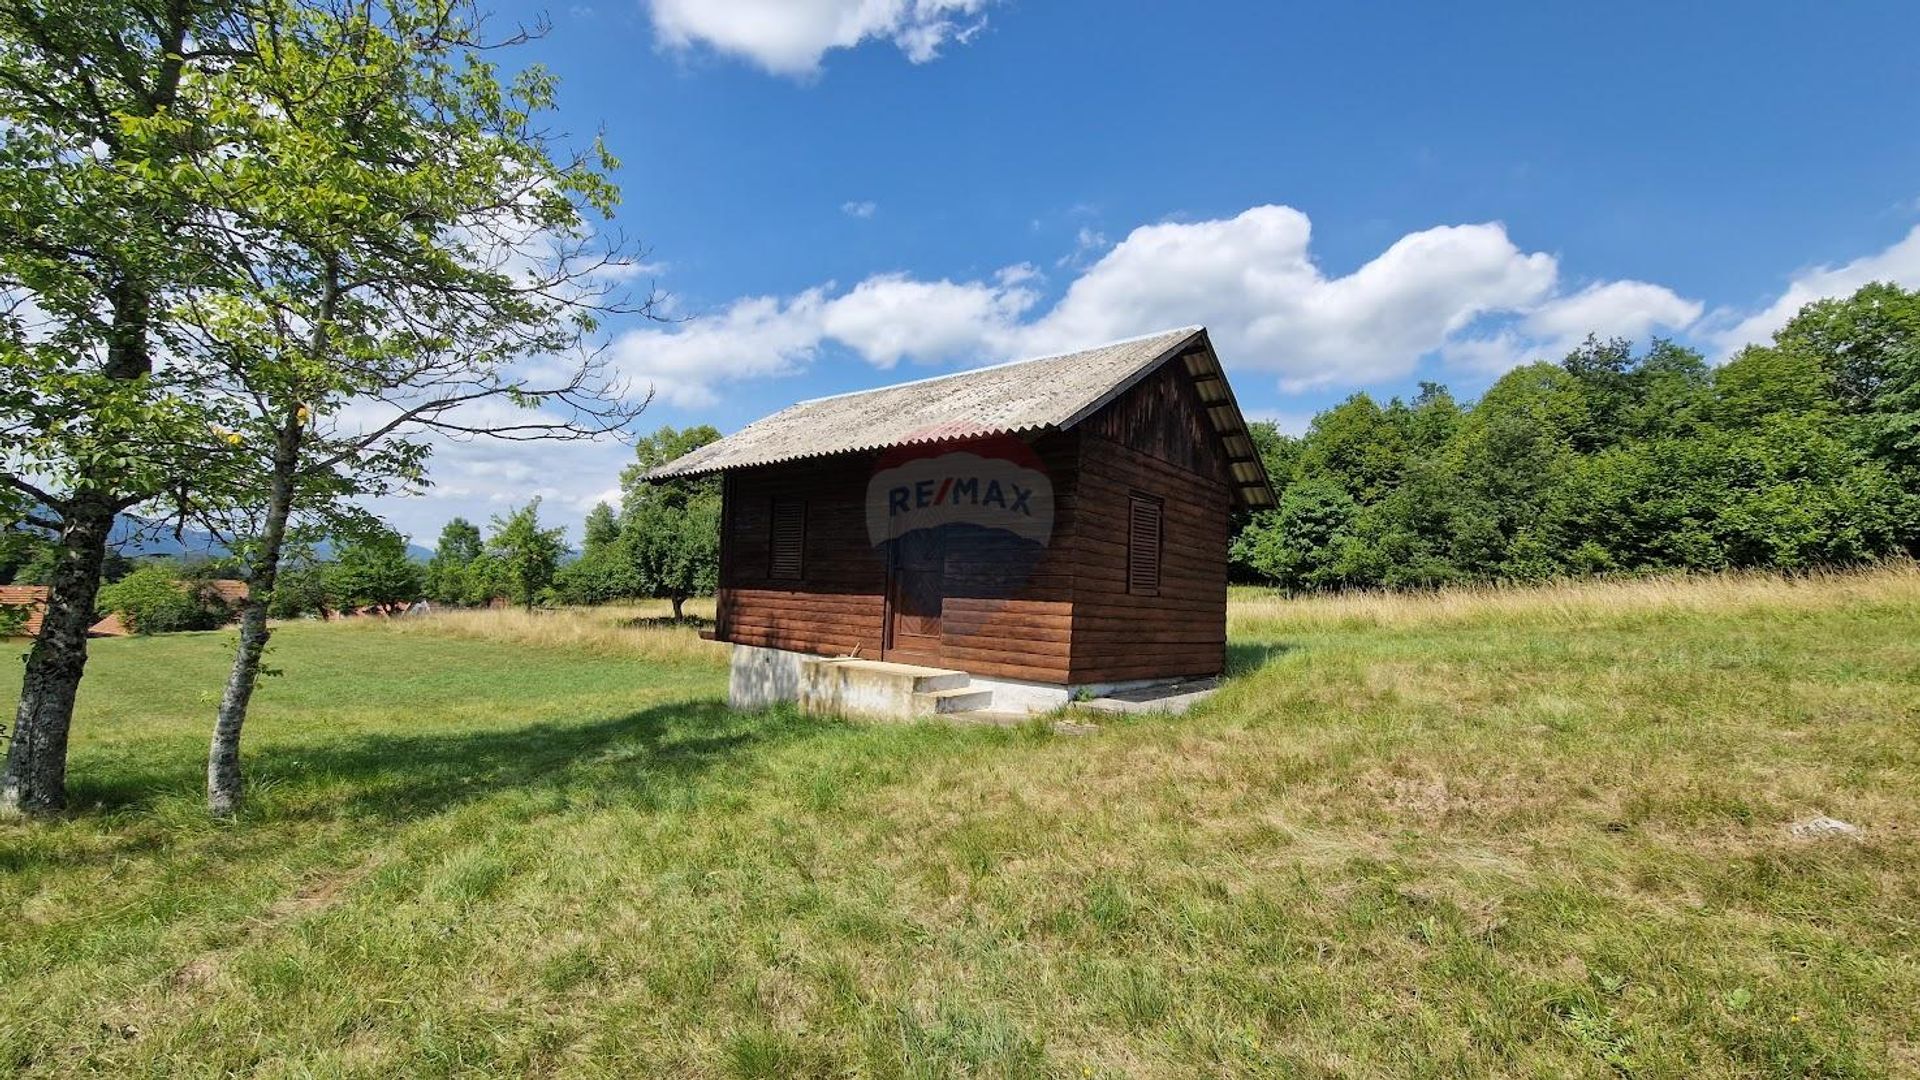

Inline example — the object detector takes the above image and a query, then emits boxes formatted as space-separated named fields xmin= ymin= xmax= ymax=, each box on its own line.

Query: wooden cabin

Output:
xmin=648 ymin=326 xmax=1276 ymax=716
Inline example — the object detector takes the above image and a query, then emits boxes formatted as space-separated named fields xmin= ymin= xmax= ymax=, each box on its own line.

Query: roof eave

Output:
xmin=641 ymin=325 xmax=1280 ymax=512
xmin=1054 ymin=328 xmax=1278 ymax=512
xmin=644 ymin=421 xmax=1060 ymax=483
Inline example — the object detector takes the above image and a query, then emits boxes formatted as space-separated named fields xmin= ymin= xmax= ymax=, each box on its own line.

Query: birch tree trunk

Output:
xmin=208 ymin=258 xmax=335 ymax=817
xmin=1 ymin=7 xmax=193 ymax=814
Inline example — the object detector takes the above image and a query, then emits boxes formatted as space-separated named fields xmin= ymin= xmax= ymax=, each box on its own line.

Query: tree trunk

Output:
xmin=1 ymin=497 xmax=115 ymax=814
xmin=1 ymin=9 xmax=194 ymax=816
xmin=671 ymin=595 xmax=685 ymax=621
xmin=4 ymin=277 xmax=151 ymax=816
xmin=209 ymin=254 xmax=336 ymax=817
xmin=207 ymin=412 xmax=303 ymax=817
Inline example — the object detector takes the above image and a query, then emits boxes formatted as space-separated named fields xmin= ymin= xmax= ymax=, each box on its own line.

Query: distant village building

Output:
xmin=0 ymin=585 xmax=145 ymax=639
xmin=0 ymin=585 xmax=49 ymax=638
xmin=0 ymin=579 xmax=249 ymax=639
xmin=646 ymin=326 xmax=1275 ymax=718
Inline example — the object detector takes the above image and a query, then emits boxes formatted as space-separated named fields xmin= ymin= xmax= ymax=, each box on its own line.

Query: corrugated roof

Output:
xmin=0 ymin=585 xmax=47 ymax=638
xmin=204 ymin=579 xmax=250 ymax=603
xmin=646 ymin=326 xmax=1276 ymax=508
xmin=1 ymin=579 xmax=250 ymax=639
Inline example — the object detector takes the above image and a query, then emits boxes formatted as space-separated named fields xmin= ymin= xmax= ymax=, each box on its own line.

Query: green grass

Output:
xmin=4 ymin=575 xmax=1919 ymax=1078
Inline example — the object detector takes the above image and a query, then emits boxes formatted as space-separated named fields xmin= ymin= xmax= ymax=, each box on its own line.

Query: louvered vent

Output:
xmin=1127 ymin=493 xmax=1162 ymax=596
xmin=769 ymin=499 xmax=805 ymax=579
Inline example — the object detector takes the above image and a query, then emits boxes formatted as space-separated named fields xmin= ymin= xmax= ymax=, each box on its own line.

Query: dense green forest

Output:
xmin=1229 ymin=282 xmax=1920 ymax=589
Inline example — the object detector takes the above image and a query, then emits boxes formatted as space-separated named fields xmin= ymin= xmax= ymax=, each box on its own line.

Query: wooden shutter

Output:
xmin=769 ymin=499 xmax=805 ymax=580
xmin=1127 ymin=493 xmax=1162 ymax=596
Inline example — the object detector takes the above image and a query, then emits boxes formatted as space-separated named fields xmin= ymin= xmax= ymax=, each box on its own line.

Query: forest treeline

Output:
xmin=1230 ymin=282 xmax=1920 ymax=590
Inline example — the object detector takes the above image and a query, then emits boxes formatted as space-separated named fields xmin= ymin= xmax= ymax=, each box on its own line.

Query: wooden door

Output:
xmin=884 ymin=530 xmax=945 ymax=665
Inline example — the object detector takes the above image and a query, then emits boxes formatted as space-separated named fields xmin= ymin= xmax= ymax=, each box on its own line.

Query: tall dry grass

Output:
xmin=374 ymin=565 xmax=1920 ymax=664
xmin=1229 ymin=560 xmax=1920 ymax=636
xmin=385 ymin=598 xmax=726 ymax=667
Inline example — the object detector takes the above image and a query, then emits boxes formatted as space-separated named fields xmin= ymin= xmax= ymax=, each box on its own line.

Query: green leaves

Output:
xmin=332 ymin=525 xmax=424 ymax=611
xmin=486 ymin=499 xmax=565 ymax=609
xmin=1232 ymin=297 xmax=1920 ymax=592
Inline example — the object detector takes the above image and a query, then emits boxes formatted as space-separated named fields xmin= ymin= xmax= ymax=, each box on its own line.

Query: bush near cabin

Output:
xmin=95 ymin=565 xmax=238 ymax=635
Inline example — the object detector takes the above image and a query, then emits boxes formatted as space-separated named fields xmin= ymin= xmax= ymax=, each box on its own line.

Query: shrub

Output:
xmin=554 ymin=544 xmax=639 ymax=605
xmin=97 ymin=564 xmax=234 ymax=634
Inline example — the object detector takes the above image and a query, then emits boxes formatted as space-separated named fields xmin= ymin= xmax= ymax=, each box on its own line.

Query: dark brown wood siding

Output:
xmin=715 ymin=432 xmax=1081 ymax=683
xmin=718 ymin=454 xmax=888 ymax=658
xmin=1066 ymin=360 xmax=1231 ymax=683
xmin=714 ymin=355 xmax=1233 ymax=688
xmin=934 ymin=431 xmax=1078 ymax=683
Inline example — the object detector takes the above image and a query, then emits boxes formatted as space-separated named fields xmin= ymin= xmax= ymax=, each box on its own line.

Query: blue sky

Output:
xmin=383 ymin=0 xmax=1920 ymax=544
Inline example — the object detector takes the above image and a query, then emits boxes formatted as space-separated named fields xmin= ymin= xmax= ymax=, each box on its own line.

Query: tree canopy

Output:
xmin=616 ymin=425 xmax=720 ymax=619
xmin=487 ymin=500 xmax=566 ymax=610
xmin=3 ymin=0 xmax=650 ymax=814
xmin=425 ymin=517 xmax=490 ymax=605
xmin=1231 ymin=284 xmax=1920 ymax=591
xmin=332 ymin=527 xmax=425 ymax=613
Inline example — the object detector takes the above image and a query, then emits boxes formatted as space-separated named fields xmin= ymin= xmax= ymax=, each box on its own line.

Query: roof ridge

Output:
xmin=788 ymin=325 xmax=1203 ymax=408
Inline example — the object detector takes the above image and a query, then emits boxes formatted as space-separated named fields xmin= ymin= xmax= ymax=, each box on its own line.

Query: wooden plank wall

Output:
xmin=937 ymin=432 xmax=1079 ymax=683
xmin=1068 ymin=361 xmax=1232 ymax=683
xmin=719 ymin=454 xmax=888 ymax=658
xmin=716 ymin=432 xmax=1084 ymax=684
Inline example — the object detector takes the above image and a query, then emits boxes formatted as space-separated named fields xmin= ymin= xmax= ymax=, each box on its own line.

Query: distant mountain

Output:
xmin=106 ymin=515 xmax=435 ymax=562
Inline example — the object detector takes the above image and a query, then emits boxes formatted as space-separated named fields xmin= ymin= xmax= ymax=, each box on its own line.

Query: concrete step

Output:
xmin=798 ymin=657 xmax=973 ymax=720
xmin=912 ymin=686 xmax=994 ymax=714
xmin=909 ymin=670 xmax=971 ymax=693
xmin=811 ymin=658 xmax=968 ymax=692
xmin=1067 ymin=678 xmax=1221 ymax=716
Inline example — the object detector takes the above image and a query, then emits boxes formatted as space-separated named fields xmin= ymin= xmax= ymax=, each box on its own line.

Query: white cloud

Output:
xmin=818 ymin=270 xmax=1036 ymax=366
xmin=605 ymin=204 xmax=1721 ymax=403
xmin=1055 ymin=226 xmax=1108 ymax=268
xmin=1442 ymin=279 xmax=1704 ymax=374
xmin=603 ymin=267 xmax=1036 ymax=403
xmin=327 ymin=396 xmax=634 ymax=546
xmin=606 ymin=290 xmax=829 ymax=407
xmin=841 ymin=200 xmax=878 ymax=219
xmin=1523 ymin=280 xmax=1705 ymax=342
xmin=1705 ymin=224 xmax=1920 ymax=354
xmin=368 ymin=434 xmax=634 ymax=547
xmin=646 ymin=0 xmax=989 ymax=77
xmin=1016 ymin=207 xmax=1563 ymax=389
xmin=1243 ymin=409 xmax=1318 ymax=438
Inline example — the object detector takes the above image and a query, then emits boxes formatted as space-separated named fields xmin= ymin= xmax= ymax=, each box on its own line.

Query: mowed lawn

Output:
xmin=4 ymin=574 xmax=1919 ymax=1078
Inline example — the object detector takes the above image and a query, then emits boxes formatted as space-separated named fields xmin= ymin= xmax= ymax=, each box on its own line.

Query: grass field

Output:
xmin=3 ymin=569 xmax=1919 ymax=1077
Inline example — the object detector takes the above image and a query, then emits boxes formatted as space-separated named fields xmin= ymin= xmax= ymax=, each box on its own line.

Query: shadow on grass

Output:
xmin=1226 ymin=641 xmax=1299 ymax=677
xmin=60 ymin=698 xmax=834 ymax=829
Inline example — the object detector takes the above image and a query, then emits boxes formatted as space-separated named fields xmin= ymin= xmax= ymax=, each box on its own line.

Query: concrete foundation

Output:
xmin=727 ymin=642 xmax=809 ymax=711
xmin=965 ymin=673 xmax=1197 ymax=713
xmin=727 ymin=643 xmax=1206 ymax=721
